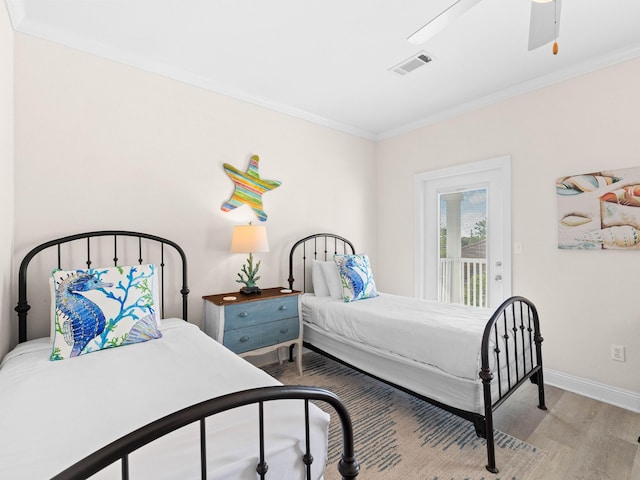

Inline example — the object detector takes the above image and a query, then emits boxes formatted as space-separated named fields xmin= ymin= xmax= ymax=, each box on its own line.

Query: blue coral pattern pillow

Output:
xmin=51 ymin=264 xmax=162 ymax=360
xmin=334 ymin=254 xmax=379 ymax=302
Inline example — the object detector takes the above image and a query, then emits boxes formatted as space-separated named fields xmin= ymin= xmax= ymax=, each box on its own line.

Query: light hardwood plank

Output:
xmin=495 ymin=383 xmax=640 ymax=480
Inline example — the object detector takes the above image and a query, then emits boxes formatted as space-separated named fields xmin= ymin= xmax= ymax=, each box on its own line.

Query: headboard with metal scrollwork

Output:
xmin=15 ymin=230 xmax=189 ymax=343
xmin=287 ymin=233 xmax=355 ymax=292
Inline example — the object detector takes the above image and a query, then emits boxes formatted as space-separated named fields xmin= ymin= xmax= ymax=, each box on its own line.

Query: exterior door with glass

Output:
xmin=414 ymin=157 xmax=511 ymax=309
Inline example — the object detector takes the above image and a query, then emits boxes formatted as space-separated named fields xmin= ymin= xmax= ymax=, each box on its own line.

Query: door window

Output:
xmin=438 ymin=189 xmax=488 ymax=307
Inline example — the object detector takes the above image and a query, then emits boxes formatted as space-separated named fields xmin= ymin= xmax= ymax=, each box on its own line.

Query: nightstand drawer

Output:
xmin=223 ymin=316 xmax=300 ymax=354
xmin=224 ymin=296 xmax=298 ymax=331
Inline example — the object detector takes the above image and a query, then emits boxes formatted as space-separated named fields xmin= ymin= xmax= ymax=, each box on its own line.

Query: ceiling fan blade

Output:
xmin=408 ymin=0 xmax=483 ymax=45
xmin=528 ymin=0 xmax=562 ymax=51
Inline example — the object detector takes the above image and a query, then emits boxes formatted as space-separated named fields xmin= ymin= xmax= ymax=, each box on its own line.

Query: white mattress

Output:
xmin=302 ymin=293 xmax=494 ymax=380
xmin=0 ymin=319 xmax=330 ymax=480
xmin=302 ymin=294 xmax=531 ymax=415
xmin=303 ymin=322 xmax=486 ymax=413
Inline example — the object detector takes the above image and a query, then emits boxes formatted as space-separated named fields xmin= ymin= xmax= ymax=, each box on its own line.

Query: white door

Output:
xmin=414 ymin=156 xmax=511 ymax=308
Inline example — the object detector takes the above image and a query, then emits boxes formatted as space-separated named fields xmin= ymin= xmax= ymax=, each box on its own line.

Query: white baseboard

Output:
xmin=544 ymin=368 xmax=640 ymax=413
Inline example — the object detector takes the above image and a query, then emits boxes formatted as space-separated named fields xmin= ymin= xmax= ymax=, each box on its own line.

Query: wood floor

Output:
xmin=494 ymin=382 xmax=640 ymax=480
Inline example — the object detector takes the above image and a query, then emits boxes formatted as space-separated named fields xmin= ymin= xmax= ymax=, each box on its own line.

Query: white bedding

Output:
xmin=304 ymin=322 xmax=488 ymax=413
xmin=302 ymin=293 xmax=534 ymax=414
xmin=0 ymin=319 xmax=329 ymax=480
xmin=302 ymin=293 xmax=494 ymax=380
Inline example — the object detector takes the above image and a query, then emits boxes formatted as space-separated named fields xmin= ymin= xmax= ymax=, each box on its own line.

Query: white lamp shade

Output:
xmin=231 ymin=225 xmax=270 ymax=253
xmin=531 ymin=0 xmax=553 ymax=3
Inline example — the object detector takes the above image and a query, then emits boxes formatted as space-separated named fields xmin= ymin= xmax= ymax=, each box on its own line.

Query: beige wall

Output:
xmin=11 ymin=34 xmax=376 ymax=343
xmin=7 ymin=28 xmax=639 ymax=404
xmin=376 ymin=57 xmax=640 ymax=395
xmin=0 ymin=4 xmax=14 ymax=359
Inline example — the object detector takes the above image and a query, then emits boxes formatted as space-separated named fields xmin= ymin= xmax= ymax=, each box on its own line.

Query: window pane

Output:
xmin=438 ymin=189 xmax=487 ymax=307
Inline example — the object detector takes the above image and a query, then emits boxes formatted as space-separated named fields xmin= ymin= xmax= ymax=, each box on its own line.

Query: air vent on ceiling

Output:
xmin=390 ymin=51 xmax=433 ymax=76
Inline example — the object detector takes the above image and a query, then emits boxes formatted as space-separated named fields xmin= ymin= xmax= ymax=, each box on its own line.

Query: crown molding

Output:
xmin=377 ymin=43 xmax=640 ymax=141
xmin=9 ymin=12 xmax=640 ymax=144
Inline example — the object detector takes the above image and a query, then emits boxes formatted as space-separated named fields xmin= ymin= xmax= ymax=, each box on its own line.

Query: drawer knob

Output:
xmin=239 ymin=335 xmax=250 ymax=343
xmin=280 ymin=328 xmax=288 ymax=334
xmin=239 ymin=311 xmax=249 ymax=318
xmin=279 ymin=305 xmax=287 ymax=311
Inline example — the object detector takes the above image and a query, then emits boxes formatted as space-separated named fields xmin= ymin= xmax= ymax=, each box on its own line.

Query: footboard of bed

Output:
xmin=51 ymin=386 xmax=359 ymax=480
xmin=480 ymin=295 xmax=546 ymax=473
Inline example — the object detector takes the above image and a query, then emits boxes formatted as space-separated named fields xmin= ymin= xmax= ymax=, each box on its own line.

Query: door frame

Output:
xmin=414 ymin=156 xmax=512 ymax=307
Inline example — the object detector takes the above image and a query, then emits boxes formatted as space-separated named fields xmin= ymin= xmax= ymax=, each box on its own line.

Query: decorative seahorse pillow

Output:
xmin=50 ymin=264 xmax=162 ymax=361
xmin=334 ymin=254 xmax=379 ymax=303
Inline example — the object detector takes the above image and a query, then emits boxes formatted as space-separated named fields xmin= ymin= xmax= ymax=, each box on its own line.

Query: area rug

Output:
xmin=264 ymin=352 xmax=546 ymax=480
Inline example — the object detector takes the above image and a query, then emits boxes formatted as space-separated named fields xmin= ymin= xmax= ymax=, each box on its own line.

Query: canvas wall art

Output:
xmin=557 ymin=166 xmax=640 ymax=249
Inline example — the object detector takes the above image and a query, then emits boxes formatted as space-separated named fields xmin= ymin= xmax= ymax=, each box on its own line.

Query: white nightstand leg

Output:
xmin=277 ymin=346 xmax=284 ymax=365
xmin=296 ymin=342 xmax=303 ymax=376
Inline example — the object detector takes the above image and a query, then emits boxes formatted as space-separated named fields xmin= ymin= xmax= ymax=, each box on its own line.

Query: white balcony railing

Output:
xmin=439 ymin=257 xmax=487 ymax=308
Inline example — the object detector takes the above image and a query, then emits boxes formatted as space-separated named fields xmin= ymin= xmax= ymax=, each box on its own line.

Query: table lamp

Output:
xmin=231 ymin=224 xmax=269 ymax=294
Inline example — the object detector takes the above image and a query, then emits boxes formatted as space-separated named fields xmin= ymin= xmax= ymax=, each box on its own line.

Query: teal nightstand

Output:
xmin=203 ymin=287 xmax=303 ymax=375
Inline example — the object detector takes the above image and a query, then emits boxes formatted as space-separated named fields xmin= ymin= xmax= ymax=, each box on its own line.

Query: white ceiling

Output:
xmin=5 ymin=0 xmax=640 ymax=139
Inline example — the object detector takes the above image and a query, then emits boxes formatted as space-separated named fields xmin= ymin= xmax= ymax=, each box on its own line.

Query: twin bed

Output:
xmin=288 ymin=233 xmax=546 ymax=474
xmin=0 ymin=229 xmax=545 ymax=478
xmin=1 ymin=231 xmax=358 ymax=480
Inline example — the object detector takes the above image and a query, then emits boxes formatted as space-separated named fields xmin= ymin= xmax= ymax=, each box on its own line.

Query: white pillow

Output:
xmin=319 ymin=260 xmax=343 ymax=299
xmin=311 ymin=260 xmax=330 ymax=297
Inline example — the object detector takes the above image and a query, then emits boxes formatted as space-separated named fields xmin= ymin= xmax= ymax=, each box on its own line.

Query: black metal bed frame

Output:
xmin=14 ymin=230 xmax=360 ymax=480
xmin=16 ymin=230 xmax=190 ymax=342
xmin=51 ymin=385 xmax=359 ymax=480
xmin=288 ymin=233 xmax=547 ymax=474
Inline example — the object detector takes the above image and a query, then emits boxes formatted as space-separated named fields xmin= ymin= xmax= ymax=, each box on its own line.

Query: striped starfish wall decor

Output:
xmin=221 ymin=154 xmax=282 ymax=222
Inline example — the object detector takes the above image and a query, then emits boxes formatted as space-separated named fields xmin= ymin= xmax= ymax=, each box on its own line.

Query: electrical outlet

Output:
xmin=611 ymin=344 xmax=625 ymax=362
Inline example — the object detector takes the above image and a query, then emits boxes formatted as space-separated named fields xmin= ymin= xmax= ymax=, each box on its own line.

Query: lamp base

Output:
xmin=240 ymin=286 xmax=262 ymax=295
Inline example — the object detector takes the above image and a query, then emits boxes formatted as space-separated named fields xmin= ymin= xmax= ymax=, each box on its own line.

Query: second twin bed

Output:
xmin=288 ymin=232 xmax=546 ymax=473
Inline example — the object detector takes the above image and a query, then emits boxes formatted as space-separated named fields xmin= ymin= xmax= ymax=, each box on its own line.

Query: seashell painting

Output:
xmin=557 ymin=166 xmax=640 ymax=249
xmin=578 ymin=225 xmax=640 ymax=248
xmin=600 ymin=184 xmax=640 ymax=207
xmin=561 ymin=214 xmax=592 ymax=227
xmin=556 ymin=173 xmax=621 ymax=196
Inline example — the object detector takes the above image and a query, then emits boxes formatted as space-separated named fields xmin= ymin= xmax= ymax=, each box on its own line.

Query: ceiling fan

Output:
xmin=408 ymin=0 xmax=562 ymax=54
xmin=528 ymin=0 xmax=562 ymax=53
